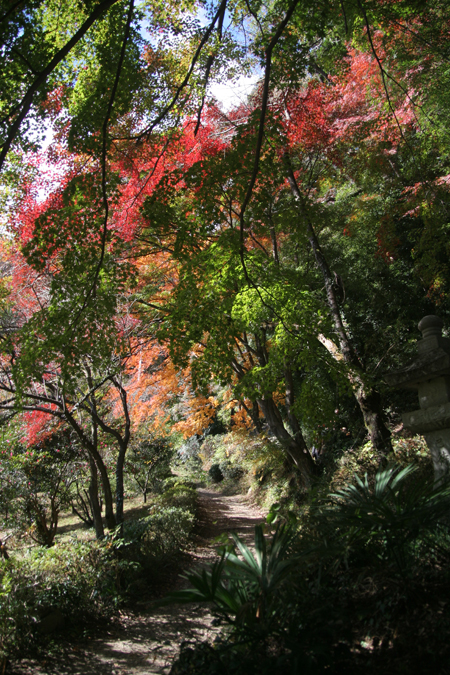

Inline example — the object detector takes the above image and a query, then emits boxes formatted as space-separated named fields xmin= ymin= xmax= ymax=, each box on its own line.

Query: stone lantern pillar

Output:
xmin=385 ymin=315 xmax=450 ymax=483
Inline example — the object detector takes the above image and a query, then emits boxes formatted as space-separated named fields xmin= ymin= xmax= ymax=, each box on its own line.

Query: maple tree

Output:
xmin=126 ymin=436 xmax=172 ymax=502
xmin=132 ymin=14 xmax=450 ymax=466
xmin=0 ymin=0 xmax=450 ymax=495
xmin=0 ymin=235 xmax=141 ymax=535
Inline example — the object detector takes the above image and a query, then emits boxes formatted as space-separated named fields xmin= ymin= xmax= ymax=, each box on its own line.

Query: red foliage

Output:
xmin=23 ymin=409 xmax=61 ymax=447
xmin=4 ymin=35 xmax=426 ymax=447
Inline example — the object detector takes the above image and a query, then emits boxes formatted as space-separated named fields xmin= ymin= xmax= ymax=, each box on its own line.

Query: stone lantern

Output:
xmin=385 ymin=315 xmax=450 ymax=483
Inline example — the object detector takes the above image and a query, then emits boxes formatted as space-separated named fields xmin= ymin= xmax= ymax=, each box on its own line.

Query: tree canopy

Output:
xmin=1 ymin=0 xmax=450 ymax=491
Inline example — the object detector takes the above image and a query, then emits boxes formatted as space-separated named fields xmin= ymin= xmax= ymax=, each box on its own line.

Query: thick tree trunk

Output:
xmin=284 ymin=156 xmax=392 ymax=455
xmin=88 ymin=456 xmax=104 ymax=539
xmin=258 ymin=397 xmax=317 ymax=485
xmin=355 ymin=384 xmax=392 ymax=454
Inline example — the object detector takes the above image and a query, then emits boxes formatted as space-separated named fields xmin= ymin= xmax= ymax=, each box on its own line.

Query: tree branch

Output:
xmin=0 ymin=0 xmax=121 ymax=172
xmin=134 ymin=0 xmax=228 ymax=142
xmin=69 ymin=0 xmax=135 ymax=330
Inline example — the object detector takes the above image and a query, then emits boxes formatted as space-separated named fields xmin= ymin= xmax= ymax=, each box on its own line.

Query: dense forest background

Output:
xmin=1 ymin=0 xmax=450 ymax=672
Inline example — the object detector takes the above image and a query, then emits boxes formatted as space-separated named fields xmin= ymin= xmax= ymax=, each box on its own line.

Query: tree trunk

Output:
xmin=63 ymin=405 xmax=116 ymax=529
xmin=94 ymin=453 xmax=116 ymax=530
xmin=110 ymin=377 xmax=131 ymax=530
xmin=241 ymin=398 xmax=263 ymax=433
xmin=115 ymin=444 xmax=127 ymax=528
xmin=284 ymin=364 xmax=305 ymax=446
xmin=233 ymin=335 xmax=316 ymax=481
xmin=284 ymin=155 xmax=392 ymax=455
xmin=258 ymin=397 xmax=317 ymax=485
xmin=88 ymin=456 xmax=104 ymax=539
xmin=250 ymin=400 xmax=263 ymax=433
xmin=355 ymin=383 xmax=392 ymax=455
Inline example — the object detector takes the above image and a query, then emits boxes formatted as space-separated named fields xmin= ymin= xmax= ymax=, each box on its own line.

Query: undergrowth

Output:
xmin=169 ymin=465 xmax=450 ymax=674
xmin=169 ymin=433 xmax=450 ymax=675
xmin=199 ymin=430 xmax=299 ymax=508
xmin=1 ymin=476 xmax=198 ymax=665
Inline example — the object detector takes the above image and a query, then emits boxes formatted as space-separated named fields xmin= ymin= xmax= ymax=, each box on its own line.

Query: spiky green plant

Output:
xmin=324 ymin=463 xmax=450 ymax=573
xmin=165 ymin=525 xmax=298 ymax=636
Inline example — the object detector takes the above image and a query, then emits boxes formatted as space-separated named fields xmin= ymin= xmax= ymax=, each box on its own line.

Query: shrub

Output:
xmin=208 ymin=464 xmax=224 ymax=483
xmin=159 ymin=485 xmax=197 ymax=512
xmin=166 ymin=525 xmax=298 ymax=638
xmin=327 ymin=436 xmax=433 ymax=494
xmin=163 ymin=476 xmax=182 ymax=490
xmin=169 ymin=463 xmax=450 ymax=675
xmin=177 ymin=437 xmax=202 ymax=471
xmin=321 ymin=463 xmax=450 ymax=574
xmin=171 ymin=640 xmax=288 ymax=675
xmin=122 ymin=506 xmax=195 ymax=562
xmin=0 ymin=540 xmax=122 ymax=661
xmin=220 ymin=462 xmax=244 ymax=481
xmin=162 ymin=476 xmax=197 ymax=492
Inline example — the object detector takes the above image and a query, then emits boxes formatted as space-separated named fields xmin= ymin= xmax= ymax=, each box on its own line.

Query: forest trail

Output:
xmin=10 ymin=487 xmax=266 ymax=675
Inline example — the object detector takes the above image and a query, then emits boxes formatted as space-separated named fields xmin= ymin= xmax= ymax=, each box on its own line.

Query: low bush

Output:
xmin=199 ymin=430 xmax=299 ymax=510
xmin=325 ymin=436 xmax=433 ymax=493
xmin=0 ymin=540 xmax=124 ymax=662
xmin=219 ymin=461 xmax=244 ymax=481
xmin=1 ymin=476 xmax=199 ymax=664
xmin=122 ymin=506 xmax=195 ymax=562
xmin=208 ymin=464 xmax=224 ymax=483
xmin=162 ymin=476 xmax=197 ymax=491
xmin=159 ymin=485 xmax=197 ymax=512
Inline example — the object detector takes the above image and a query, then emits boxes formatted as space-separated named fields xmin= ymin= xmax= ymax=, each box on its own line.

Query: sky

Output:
xmin=210 ymin=73 xmax=260 ymax=110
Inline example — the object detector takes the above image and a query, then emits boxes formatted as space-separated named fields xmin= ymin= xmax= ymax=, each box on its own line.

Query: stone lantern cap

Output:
xmin=385 ymin=316 xmax=450 ymax=391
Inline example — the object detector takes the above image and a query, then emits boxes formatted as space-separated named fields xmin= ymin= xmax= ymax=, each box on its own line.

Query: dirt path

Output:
xmin=10 ymin=488 xmax=265 ymax=675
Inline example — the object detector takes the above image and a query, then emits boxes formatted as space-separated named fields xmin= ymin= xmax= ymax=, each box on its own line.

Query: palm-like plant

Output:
xmin=326 ymin=464 xmax=450 ymax=573
xmin=165 ymin=525 xmax=298 ymax=636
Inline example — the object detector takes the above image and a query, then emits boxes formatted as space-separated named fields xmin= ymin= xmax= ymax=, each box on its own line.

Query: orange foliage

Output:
xmin=173 ymin=394 xmax=219 ymax=438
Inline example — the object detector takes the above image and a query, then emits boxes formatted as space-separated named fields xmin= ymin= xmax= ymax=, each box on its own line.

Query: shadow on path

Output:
xmin=9 ymin=489 xmax=266 ymax=675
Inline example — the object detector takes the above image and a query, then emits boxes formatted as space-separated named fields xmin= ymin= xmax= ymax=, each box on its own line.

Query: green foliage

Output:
xmin=4 ymin=0 xmax=450 ymax=664
xmin=0 ymin=470 xmax=199 ymax=660
xmin=122 ymin=506 xmax=195 ymax=561
xmin=159 ymin=485 xmax=197 ymax=512
xmin=326 ymin=435 xmax=432 ymax=492
xmin=0 ymin=433 xmax=79 ymax=546
xmin=162 ymin=475 xmax=197 ymax=491
xmin=317 ymin=463 xmax=450 ymax=574
xmin=167 ymin=524 xmax=297 ymax=636
xmin=199 ymin=430 xmax=299 ymax=509
xmin=0 ymin=539 xmax=124 ymax=661
xmin=219 ymin=462 xmax=244 ymax=481
xmin=0 ymin=447 xmax=22 ymax=528
xmin=125 ymin=437 xmax=173 ymax=500
xmin=169 ymin=462 xmax=450 ymax=674
xmin=121 ymin=476 xmax=197 ymax=565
